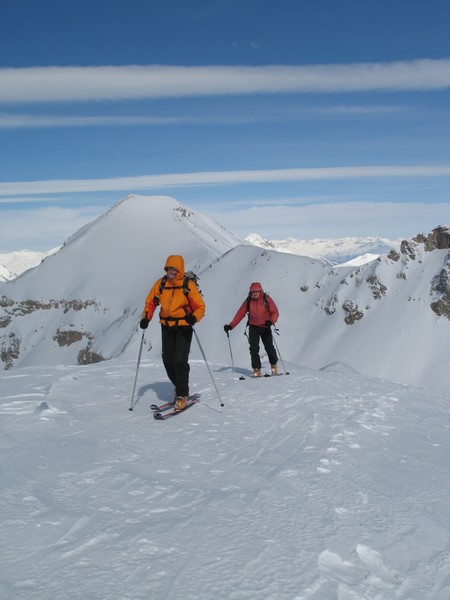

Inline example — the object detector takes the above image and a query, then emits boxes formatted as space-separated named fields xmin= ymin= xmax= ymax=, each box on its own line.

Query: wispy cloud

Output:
xmin=0 ymin=196 xmax=64 ymax=204
xmin=0 ymin=104 xmax=407 ymax=129
xmin=0 ymin=113 xmax=265 ymax=129
xmin=211 ymin=201 xmax=450 ymax=240
xmin=1 ymin=59 xmax=450 ymax=103
xmin=1 ymin=165 xmax=450 ymax=197
xmin=311 ymin=105 xmax=407 ymax=115
xmin=0 ymin=205 xmax=105 ymax=251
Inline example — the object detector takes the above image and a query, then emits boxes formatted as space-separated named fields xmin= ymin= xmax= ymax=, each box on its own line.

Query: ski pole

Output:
xmin=129 ymin=330 xmax=145 ymax=411
xmin=193 ymin=328 xmax=225 ymax=407
xmin=226 ymin=331 xmax=245 ymax=380
xmin=273 ymin=328 xmax=289 ymax=375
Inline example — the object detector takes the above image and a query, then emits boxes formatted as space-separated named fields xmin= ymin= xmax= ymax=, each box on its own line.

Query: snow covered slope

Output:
xmin=0 ymin=196 xmax=449 ymax=393
xmin=198 ymin=234 xmax=450 ymax=391
xmin=1 ymin=358 xmax=449 ymax=599
xmin=1 ymin=202 xmax=449 ymax=599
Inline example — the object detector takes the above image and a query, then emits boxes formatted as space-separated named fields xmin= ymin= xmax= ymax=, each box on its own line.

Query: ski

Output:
xmin=150 ymin=400 xmax=175 ymax=412
xmin=153 ymin=397 xmax=199 ymax=420
xmin=151 ymin=392 xmax=201 ymax=412
xmin=264 ymin=372 xmax=288 ymax=377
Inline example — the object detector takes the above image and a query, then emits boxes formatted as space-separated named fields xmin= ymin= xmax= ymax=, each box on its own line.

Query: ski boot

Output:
xmin=252 ymin=369 xmax=262 ymax=378
xmin=175 ymin=396 xmax=188 ymax=412
xmin=271 ymin=364 xmax=279 ymax=376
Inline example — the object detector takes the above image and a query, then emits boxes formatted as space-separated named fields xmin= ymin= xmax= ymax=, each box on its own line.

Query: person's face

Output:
xmin=166 ymin=266 xmax=178 ymax=280
xmin=251 ymin=290 xmax=260 ymax=299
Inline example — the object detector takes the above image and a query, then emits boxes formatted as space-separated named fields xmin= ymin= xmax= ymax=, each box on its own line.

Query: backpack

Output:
xmin=158 ymin=270 xmax=202 ymax=298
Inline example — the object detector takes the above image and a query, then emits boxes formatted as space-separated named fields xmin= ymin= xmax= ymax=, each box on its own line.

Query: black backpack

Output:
xmin=158 ymin=270 xmax=202 ymax=299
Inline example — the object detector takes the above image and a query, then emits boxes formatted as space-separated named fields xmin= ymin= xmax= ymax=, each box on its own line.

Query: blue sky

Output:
xmin=0 ymin=0 xmax=449 ymax=251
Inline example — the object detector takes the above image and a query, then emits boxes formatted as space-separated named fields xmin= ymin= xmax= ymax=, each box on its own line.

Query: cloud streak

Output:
xmin=1 ymin=165 xmax=450 ymax=197
xmin=0 ymin=113 xmax=264 ymax=129
xmin=214 ymin=201 xmax=450 ymax=240
xmin=1 ymin=60 xmax=450 ymax=103
xmin=0 ymin=205 xmax=105 ymax=251
xmin=0 ymin=105 xmax=406 ymax=129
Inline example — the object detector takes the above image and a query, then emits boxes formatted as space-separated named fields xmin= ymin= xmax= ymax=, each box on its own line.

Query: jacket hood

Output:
xmin=249 ymin=282 xmax=263 ymax=293
xmin=164 ymin=255 xmax=185 ymax=282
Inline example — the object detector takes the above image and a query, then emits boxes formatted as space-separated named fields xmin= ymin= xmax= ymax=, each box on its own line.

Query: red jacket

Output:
xmin=230 ymin=293 xmax=279 ymax=329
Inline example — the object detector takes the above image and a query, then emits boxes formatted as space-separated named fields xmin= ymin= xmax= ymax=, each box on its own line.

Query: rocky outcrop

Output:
xmin=430 ymin=263 xmax=450 ymax=319
xmin=77 ymin=348 xmax=105 ymax=365
xmin=406 ymin=225 xmax=450 ymax=319
xmin=52 ymin=328 xmax=106 ymax=365
xmin=387 ymin=249 xmax=400 ymax=262
xmin=0 ymin=296 xmax=105 ymax=369
xmin=394 ymin=225 xmax=450 ymax=319
xmin=53 ymin=329 xmax=87 ymax=347
xmin=342 ymin=300 xmax=364 ymax=325
xmin=400 ymin=240 xmax=417 ymax=260
xmin=366 ymin=273 xmax=387 ymax=299
xmin=414 ymin=225 xmax=450 ymax=251
xmin=1 ymin=332 xmax=20 ymax=369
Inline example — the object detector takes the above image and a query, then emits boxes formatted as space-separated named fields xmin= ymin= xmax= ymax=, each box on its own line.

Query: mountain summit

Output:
xmin=0 ymin=195 xmax=243 ymax=368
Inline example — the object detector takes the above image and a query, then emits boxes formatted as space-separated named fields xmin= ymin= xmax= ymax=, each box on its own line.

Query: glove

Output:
xmin=224 ymin=324 xmax=232 ymax=333
xmin=265 ymin=320 xmax=272 ymax=327
xmin=185 ymin=314 xmax=197 ymax=326
xmin=140 ymin=318 xmax=150 ymax=330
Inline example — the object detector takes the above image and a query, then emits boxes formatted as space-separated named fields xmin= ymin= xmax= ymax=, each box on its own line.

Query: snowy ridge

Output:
xmin=0 ymin=358 xmax=449 ymax=599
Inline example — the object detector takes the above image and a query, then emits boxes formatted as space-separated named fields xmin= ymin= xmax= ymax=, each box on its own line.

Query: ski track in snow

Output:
xmin=0 ymin=360 xmax=449 ymax=600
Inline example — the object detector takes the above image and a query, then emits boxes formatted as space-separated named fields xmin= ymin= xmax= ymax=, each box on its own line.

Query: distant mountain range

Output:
xmin=0 ymin=248 xmax=59 ymax=282
xmin=245 ymin=233 xmax=400 ymax=266
xmin=1 ymin=195 xmax=449 ymax=392
xmin=1 ymin=233 xmax=399 ymax=282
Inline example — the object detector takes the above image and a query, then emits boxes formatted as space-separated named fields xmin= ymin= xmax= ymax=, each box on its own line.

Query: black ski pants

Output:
xmin=248 ymin=325 xmax=278 ymax=370
xmin=161 ymin=325 xmax=193 ymax=398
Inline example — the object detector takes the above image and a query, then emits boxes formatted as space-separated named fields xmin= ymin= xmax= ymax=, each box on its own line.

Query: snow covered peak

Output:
xmin=0 ymin=195 xmax=247 ymax=368
xmin=2 ymin=195 xmax=243 ymax=303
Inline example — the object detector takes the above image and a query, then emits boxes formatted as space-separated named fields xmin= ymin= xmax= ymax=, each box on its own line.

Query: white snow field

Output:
xmin=1 ymin=356 xmax=449 ymax=600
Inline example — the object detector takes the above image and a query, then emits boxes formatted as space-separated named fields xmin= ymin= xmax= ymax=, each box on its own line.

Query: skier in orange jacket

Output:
xmin=224 ymin=282 xmax=279 ymax=377
xmin=140 ymin=255 xmax=205 ymax=411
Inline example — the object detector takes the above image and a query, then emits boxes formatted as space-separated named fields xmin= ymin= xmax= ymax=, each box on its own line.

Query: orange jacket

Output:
xmin=142 ymin=255 xmax=205 ymax=327
xmin=230 ymin=292 xmax=279 ymax=329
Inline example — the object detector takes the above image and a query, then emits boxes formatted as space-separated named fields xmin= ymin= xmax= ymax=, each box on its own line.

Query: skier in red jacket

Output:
xmin=224 ymin=282 xmax=279 ymax=377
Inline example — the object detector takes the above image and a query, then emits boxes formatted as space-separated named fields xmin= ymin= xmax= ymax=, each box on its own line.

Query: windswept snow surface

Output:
xmin=1 ymin=357 xmax=449 ymax=600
